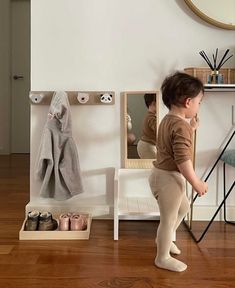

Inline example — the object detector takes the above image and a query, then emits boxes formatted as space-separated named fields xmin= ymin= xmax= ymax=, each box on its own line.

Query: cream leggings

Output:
xmin=137 ymin=140 xmax=157 ymax=159
xmin=149 ymin=167 xmax=190 ymax=260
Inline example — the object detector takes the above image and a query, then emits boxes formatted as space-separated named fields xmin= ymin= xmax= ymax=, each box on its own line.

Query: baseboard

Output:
xmin=190 ymin=205 xmax=235 ymax=221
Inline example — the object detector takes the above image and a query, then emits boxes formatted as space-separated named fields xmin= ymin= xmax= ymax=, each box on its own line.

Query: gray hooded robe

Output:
xmin=35 ymin=91 xmax=84 ymax=200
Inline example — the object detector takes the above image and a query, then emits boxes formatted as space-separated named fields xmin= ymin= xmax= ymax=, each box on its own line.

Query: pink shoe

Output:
xmin=80 ymin=214 xmax=87 ymax=230
xmin=70 ymin=214 xmax=87 ymax=231
xmin=59 ymin=214 xmax=70 ymax=231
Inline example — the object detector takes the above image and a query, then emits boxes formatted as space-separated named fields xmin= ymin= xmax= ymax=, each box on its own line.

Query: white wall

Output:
xmin=28 ymin=0 xmax=235 ymax=219
xmin=0 ymin=0 xmax=10 ymax=154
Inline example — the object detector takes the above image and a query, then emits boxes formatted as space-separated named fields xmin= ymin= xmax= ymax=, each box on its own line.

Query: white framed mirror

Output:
xmin=123 ymin=91 xmax=160 ymax=169
xmin=185 ymin=0 xmax=235 ymax=30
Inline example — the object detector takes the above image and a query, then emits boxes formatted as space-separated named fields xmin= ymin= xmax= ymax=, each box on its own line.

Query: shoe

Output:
xmin=24 ymin=210 xmax=40 ymax=231
xmin=38 ymin=211 xmax=58 ymax=231
xmin=70 ymin=214 xmax=87 ymax=231
xmin=59 ymin=213 xmax=70 ymax=231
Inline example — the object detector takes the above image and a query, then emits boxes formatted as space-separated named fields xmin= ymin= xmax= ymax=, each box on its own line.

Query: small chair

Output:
xmin=114 ymin=169 xmax=160 ymax=240
xmin=184 ymin=129 xmax=235 ymax=243
xmin=221 ymin=149 xmax=235 ymax=225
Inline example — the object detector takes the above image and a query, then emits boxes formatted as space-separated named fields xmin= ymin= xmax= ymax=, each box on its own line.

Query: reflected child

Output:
xmin=137 ymin=93 xmax=157 ymax=159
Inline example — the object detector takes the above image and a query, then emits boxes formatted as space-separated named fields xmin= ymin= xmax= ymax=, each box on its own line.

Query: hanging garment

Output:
xmin=34 ymin=91 xmax=84 ymax=200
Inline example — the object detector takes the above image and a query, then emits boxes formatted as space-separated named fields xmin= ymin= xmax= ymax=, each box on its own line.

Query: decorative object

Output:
xmin=77 ymin=92 xmax=90 ymax=104
xmin=199 ymin=49 xmax=234 ymax=84
xmin=184 ymin=0 xmax=235 ymax=30
xmin=100 ymin=93 xmax=113 ymax=104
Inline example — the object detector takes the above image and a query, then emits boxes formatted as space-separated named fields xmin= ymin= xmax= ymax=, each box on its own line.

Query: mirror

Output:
xmin=185 ymin=0 xmax=235 ymax=30
xmin=123 ymin=91 xmax=159 ymax=169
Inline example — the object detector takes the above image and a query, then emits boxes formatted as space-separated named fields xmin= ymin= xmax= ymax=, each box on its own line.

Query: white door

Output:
xmin=11 ymin=0 xmax=30 ymax=153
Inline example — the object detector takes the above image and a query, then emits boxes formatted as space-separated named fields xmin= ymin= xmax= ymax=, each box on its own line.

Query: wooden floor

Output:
xmin=0 ymin=154 xmax=235 ymax=288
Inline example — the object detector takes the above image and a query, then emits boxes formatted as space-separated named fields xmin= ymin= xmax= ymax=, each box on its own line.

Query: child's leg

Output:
xmin=154 ymin=232 xmax=181 ymax=255
xmin=149 ymin=168 xmax=187 ymax=272
xmin=173 ymin=193 xmax=190 ymax=233
xmin=169 ymin=193 xmax=190 ymax=254
xmin=156 ymin=187 xmax=187 ymax=272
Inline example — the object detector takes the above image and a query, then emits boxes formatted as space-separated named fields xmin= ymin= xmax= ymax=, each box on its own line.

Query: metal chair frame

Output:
xmin=184 ymin=129 xmax=235 ymax=243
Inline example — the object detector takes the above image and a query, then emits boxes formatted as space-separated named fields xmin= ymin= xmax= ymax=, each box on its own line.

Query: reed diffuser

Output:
xmin=199 ymin=49 xmax=233 ymax=84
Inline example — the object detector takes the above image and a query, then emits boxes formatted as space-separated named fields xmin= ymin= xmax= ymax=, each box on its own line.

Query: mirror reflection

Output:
xmin=124 ymin=91 xmax=159 ymax=168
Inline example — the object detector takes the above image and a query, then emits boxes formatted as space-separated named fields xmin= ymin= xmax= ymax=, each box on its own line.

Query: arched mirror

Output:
xmin=123 ymin=91 xmax=159 ymax=169
xmin=185 ymin=0 xmax=235 ymax=30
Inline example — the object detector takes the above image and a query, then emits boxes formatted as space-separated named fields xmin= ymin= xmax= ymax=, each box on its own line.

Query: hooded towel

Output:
xmin=34 ymin=91 xmax=84 ymax=200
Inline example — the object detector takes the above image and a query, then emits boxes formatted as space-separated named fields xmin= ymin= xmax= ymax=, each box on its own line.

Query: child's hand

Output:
xmin=190 ymin=115 xmax=199 ymax=131
xmin=193 ymin=179 xmax=208 ymax=197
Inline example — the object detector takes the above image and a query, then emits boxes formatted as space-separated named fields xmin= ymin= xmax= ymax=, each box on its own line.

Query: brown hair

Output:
xmin=161 ymin=71 xmax=204 ymax=109
xmin=144 ymin=93 xmax=156 ymax=108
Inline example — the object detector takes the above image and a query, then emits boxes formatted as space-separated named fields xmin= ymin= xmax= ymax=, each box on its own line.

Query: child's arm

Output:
xmin=177 ymin=160 xmax=208 ymax=196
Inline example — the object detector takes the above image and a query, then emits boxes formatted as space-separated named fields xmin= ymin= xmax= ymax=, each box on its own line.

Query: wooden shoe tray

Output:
xmin=19 ymin=213 xmax=92 ymax=240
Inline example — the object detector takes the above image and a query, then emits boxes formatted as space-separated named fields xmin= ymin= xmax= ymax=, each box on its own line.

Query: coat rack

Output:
xmin=29 ymin=91 xmax=115 ymax=105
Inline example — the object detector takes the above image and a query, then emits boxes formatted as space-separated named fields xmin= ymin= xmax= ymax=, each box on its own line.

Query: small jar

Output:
xmin=208 ymin=70 xmax=223 ymax=84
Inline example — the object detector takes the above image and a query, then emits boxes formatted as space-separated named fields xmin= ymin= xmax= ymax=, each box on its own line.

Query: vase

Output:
xmin=207 ymin=70 xmax=223 ymax=84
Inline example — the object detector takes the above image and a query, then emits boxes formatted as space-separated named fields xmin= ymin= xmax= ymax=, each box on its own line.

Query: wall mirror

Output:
xmin=184 ymin=0 xmax=235 ymax=30
xmin=123 ymin=91 xmax=159 ymax=169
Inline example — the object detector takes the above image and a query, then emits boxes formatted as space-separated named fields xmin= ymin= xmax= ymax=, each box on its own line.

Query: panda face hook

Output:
xmin=100 ymin=93 xmax=112 ymax=104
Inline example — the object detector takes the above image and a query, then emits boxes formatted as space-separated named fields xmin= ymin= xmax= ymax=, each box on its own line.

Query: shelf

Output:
xmin=184 ymin=67 xmax=235 ymax=86
xmin=19 ymin=214 xmax=92 ymax=240
xmin=204 ymin=84 xmax=235 ymax=92
xmin=118 ymin=196 xmax=159 ymax=216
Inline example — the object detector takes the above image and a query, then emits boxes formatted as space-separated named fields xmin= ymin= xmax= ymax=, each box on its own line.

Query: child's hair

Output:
xmin=161 ymin=71 xmax=204 ymax=109
xmin=144 ymin=93 xmax=156 ymax=108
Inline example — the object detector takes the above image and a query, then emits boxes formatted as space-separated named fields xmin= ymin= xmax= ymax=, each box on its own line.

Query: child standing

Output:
xmin=149 ymin=71 xmax=208 ymax=272
xmin=137 ymin=93 xmax=157 ymax=159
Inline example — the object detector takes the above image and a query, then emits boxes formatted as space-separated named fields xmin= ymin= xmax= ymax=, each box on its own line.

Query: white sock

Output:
xmin=155 ymin=256 xmax=187 ymax=272
xmin=155 ymin=238 xmax=181 ymax=255
xmin=170 ymin=242 xmax=181 ymax=255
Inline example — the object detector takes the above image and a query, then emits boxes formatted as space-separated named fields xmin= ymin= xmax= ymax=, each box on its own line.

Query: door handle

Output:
xmin=13 ymin=75 xmax=24 ymax=80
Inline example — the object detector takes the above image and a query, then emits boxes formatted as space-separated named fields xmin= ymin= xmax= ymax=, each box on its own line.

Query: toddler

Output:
xmin=149 ymin=71 xmax=208 ymax=272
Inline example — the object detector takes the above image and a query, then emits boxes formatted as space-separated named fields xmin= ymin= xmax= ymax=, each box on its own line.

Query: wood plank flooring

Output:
xmin=0 ymin=154 xmax=235 ymax=288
